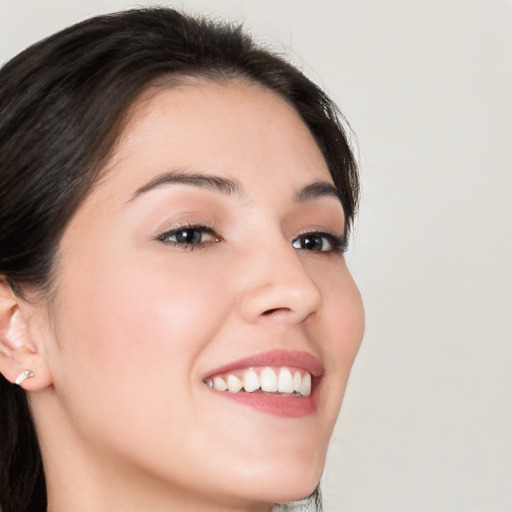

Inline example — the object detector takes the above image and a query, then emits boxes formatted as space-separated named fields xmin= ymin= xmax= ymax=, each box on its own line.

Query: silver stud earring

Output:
xmin=15 ymin=369 xmax=34 ymax=385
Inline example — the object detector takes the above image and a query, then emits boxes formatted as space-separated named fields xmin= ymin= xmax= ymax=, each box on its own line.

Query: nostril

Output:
xmin=262 ymin=307 xmax=289 ymax=316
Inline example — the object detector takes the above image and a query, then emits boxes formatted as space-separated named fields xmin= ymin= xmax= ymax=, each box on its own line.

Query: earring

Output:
xmin=15 ymin=369 xmax=34 ymax=385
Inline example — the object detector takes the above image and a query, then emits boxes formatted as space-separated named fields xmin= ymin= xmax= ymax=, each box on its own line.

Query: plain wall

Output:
xmin=1 ymin=1 xmax=511 ymax=510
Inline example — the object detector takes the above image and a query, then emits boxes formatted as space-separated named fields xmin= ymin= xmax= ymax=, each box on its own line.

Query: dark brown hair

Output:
xmin=0 ymin=7 xmax=358 ymax=511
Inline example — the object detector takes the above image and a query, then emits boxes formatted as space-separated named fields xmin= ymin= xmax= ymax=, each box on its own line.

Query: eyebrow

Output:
xmin=129 ymin=171 xmax=243 ymax=202
xmin=294 ymin=181 xmax=342 ymax=203
xmin=128 ymin=170 xmax=342 ymax=204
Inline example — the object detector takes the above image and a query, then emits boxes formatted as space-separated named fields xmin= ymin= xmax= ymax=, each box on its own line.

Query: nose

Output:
xmin=236 ymin=234 xmax=323 ymax=325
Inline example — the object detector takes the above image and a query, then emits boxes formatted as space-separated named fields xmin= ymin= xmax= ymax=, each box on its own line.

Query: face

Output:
xmin=36 ymin=82 xmax=364 ymax=509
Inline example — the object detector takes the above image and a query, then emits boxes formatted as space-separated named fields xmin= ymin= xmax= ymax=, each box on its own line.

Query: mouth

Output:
xmin=202 ymin=350 xmax=323 ymax=418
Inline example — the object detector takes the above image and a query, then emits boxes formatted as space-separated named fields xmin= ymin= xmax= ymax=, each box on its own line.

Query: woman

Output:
xmin=0 ymin=7 xmax=364 ymax=512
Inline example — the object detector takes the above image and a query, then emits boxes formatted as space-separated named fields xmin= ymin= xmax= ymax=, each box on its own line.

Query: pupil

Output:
xmin=177 ymin=229 xmax=200 ymax=244
xmin=303 ymin=236 xmax=322 ymax=250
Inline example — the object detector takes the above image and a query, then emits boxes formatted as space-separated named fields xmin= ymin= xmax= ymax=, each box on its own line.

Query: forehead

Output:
xmin=92 ymin=81 xmax=333 ymax=207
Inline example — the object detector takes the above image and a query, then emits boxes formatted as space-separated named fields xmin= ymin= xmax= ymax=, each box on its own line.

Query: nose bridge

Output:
xmin=236 ymin=231 xmax=322 ymax=324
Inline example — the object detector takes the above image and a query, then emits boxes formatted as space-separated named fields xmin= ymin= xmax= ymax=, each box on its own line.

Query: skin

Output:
xmin=0 ymin=81 xmax=364 ymax=511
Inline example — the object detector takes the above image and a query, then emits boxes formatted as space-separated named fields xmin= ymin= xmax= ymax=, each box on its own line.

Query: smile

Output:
xmin=202 ymin=350 xmax=323 ymax=418
xmin=203 ymin=366 xmax=312 ymax=396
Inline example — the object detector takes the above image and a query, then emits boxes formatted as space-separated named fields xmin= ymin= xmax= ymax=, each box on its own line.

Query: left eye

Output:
xmin=291 ymin=232 xmax=343 ymax=253
xmin=157 ymin=226 xmax=220 ymax=247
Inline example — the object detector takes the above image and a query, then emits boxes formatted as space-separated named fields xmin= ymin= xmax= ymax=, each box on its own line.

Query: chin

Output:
xmin=211 ymin=419 xmax=330 ymax=506
xmin=225 ymin=456 xmax=323 ymax=506
xmin=267 ymin=479 xmax=320 ymax=505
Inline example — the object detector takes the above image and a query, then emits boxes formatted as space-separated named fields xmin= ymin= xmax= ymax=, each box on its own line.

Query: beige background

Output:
xmin=1 ymin=1 xmax=511 ymax=511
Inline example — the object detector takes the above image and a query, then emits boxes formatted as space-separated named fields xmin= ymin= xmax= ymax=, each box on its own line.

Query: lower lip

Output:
xmin=208 ymin=383 xmax=321 ymax=418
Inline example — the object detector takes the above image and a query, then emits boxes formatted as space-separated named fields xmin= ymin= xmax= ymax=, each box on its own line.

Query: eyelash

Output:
xmin=156 ymin=224 xmax=347 ymax=253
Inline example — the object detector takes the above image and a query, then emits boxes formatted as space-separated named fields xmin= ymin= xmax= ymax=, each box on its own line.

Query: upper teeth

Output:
xmin=204 ymin=367 xmax=312 ymax=397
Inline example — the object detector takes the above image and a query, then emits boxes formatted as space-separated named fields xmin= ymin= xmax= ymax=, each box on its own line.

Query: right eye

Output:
xmin=157 ymin=225 xmax=221 ymax=249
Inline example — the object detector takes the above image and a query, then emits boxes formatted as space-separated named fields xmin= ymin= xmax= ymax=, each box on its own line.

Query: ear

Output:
xmin=0 ymin=278 xmax=53 ymax=391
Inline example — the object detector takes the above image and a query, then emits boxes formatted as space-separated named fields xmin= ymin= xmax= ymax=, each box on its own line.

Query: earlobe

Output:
xmin=0 ymin=278 xmax=53 ymax=390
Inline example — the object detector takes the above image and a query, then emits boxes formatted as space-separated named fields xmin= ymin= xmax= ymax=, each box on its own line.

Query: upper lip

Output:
xmin=203 ymin=349 xmax=324 ymax=379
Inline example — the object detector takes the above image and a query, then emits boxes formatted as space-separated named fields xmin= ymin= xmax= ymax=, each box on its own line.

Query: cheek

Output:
xmin=51 ymin=246 xmax=231 ymax=418
xmin=331 ymin=272 xmax=364 ymax=373
xmin=313 ymin=262 xmax=364 ymax=415
xmin=332 ymin=277 xmax=364 ymax=368
xmin=47 ymin=247 xmax=240 ymax=485
xmin=310 ymin=258 xmax=364 ymax=358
